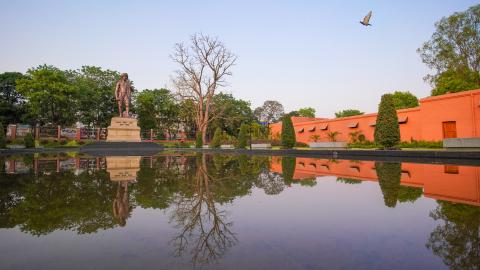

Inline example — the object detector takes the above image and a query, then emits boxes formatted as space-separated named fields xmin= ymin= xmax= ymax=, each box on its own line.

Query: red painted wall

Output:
xmin=270 ymin=89 xmax=480 ymax=143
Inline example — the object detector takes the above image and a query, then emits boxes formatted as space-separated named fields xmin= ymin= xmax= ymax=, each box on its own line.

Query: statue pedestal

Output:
xmin=106 ymin=156 xmax=141 ymax=182
xmin=107 ymin=117 xmax=141 ymax=142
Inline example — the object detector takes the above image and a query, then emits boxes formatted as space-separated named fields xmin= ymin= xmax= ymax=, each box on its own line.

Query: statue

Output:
xmin=115 ymin=73 xmax=132 ymax=117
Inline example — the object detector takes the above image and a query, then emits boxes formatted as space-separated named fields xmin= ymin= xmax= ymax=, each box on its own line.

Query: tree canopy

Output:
xmin=254 ymin=100 xmax=284 ymax=124
xmin=390 ymin=91 xmax=419 ymax=109
xmin=334 ymin=109 xmax=364 ymax=118
xmin=418 ymin=4 xmax=480 ymax=95
xmin=0 ymin=72 xmax=27 ymax=126
xmin=297 ymin=107 xmax=316 ymax=118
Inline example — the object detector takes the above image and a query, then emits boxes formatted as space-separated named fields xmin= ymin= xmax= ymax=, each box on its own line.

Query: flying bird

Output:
xmin=360 ymin=11 xmax=372 ymax=26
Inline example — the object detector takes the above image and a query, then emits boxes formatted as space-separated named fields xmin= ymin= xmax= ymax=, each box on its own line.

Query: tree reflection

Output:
xmin=375 ymin=161 xmax=401 ymax=208
xmin=426 ymin=201 xmax=480 ymax=270
xmin=169 ymin=154 xmax=238 ymax=266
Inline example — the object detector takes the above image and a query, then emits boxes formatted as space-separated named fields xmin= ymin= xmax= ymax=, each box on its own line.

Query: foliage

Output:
xmin=237 ymin=123 xmax=249 ymax=149
xmin=348 ymin=140 xmax=378 ymax=149
xmin=397 ymin=186 xmax=423 ymax=203
xmin=72 ymin=66 xmax=120 ymax=127
xmin=0 ymin=123 xmax=5 ymax=148
xmin=254 ymin=100 xmax=284 ymax=124
xmin=281 ymin=157 xmax=296 ymax=185
xmin=310 ymin=134 xmax=321 ymax=142
xmin=295 ymin=141 xmax=308 ymax=147
xmin=431 ymin=69 xmax=480 ymax=96
xmin=135 ymin=88 xmax=178 ymax=136
xmin=375 ymin=162 xmax=401 ymax=208
xmin=23 ymin=133 xmax=34 ymax=148
xmin=336 ymin=177 xmax=362 ymax=184
xmin=335 ymin=109 xmax=364 ymax=118
xmin=398 ymin=140 xmax=442 ymax=149
xmin=281 ymin=115 xmax=295 ymax=148
xmin=390 ymin=91 xmax=419 ymax=109
xmin=297 ymin=107 xmax=316 ymax=118
xmin=0 ymin=72 xmax=27 ymax=126
xmin=208 ymin=93 xmax=253 ymax=138
xmin=426 ymin=200 xmax=480 ymax=270
xmin=348 ymin=131 xmax=363 ymax=143
xmin=374 ymin=94 xmax=400 ymax=149
xmin=210 ymin=128 xmax=223 ymax=148
xmin=418 ymin=4 xmax=480 ymax=95
xmin=326 ymin=131 xmax=341 ymax=142
xmin=196 ymin=131 xmax=203 ymax=148
xmin=16 ymin=65 xmax=78 ymax=126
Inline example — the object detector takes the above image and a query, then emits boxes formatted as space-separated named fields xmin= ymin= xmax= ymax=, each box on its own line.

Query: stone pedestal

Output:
xmin=106 ymin=156 xmax=141 ymax=182
xmin=107 ymin=117 xmax=141 ymax=142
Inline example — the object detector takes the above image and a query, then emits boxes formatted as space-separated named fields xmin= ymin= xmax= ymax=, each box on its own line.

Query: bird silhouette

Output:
xmin=360 ymin=11 xmax=372 ymax=26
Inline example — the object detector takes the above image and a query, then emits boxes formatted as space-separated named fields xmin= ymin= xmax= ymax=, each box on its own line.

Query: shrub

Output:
xmin=0 ymin=123 xmax=5 ymax=148
xmin=196 ymin=132 xmax=203 ymax=148
xmin=374 ymin=94 xmax=400 ymax=149
xmin=210 ymin=128 xmax=222 ymax=148
xmin=281 ymin=115 xmax=296 ymax=148
xmin=310 ymin=134 xmax=321 ymax=142
xmin=326 ymin=131 xmax=341 ymax=142
xmin=24 ymin=133 xmax=35 ymax=148
xmin=349 ymin=131 xmax=363 ymax=143
xmin=295 ymin=142 xmax=308 ymax=147
xmin=60 ymin=140 xmax=68 ymax=145
xmin=40 ymin=139 xmax=49 ymax=145
xmin=238 ymin=123 xmax=249 ymax=149
xmin=348 ymin=140 xmax=378 ymax=149
xmin=398 ymin=140 xmax=442 ymax=149
xmin=11 ymin=138 xmax=24 ymax=145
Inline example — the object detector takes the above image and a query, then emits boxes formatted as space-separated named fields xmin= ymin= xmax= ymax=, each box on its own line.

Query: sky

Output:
xmin=0 ymin=0 xmax=478 ymax=118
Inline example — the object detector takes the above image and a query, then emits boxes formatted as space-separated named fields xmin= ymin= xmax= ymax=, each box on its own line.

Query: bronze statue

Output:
xmin=115 ymin=73 xmax=132 ymax=117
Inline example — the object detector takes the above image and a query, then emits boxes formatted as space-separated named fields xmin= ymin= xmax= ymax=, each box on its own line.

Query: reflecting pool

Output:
xmin=0 ymin=153 xmax=479 ymax=269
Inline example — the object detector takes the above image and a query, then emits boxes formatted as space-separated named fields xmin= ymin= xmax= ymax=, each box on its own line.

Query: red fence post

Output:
xmin=150 ymin=129 xmax=153 ymax=141
xmin=57 ymin=125 xmax=61 ymax=140
xmin=76 ymin=128 xmax=81 ymax=141
xmin=96 ymin=128 xmax=100 ymax=141
xmin=35 ymin=125 xmax=40 ymax=140
xmin=10 ymin=125 xmax=17 ymax=140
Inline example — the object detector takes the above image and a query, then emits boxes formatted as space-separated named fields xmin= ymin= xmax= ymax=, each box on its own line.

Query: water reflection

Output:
xmin=0 ymin=153 xmax=479 ymax=269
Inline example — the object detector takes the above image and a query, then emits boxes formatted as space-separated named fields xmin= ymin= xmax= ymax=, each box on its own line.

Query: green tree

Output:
xmin=135 ymin=89 xmax=179 ymax=136
xmin=390 ymin=91 xmax=419 ymax=109
xmin=418 ymin=4 xmax=480 ymax=95
xmin=210 ymin=128 xmax=223 ymax=148
xmin=196 ymin=131 xmax=203 ymax=148
xmin=375 ymin=162 xmax=401 ymax=208
xmin=431 ymin=69 xmax=480 ymax=96
xmin=298 ymin=107 xmax=316 ymax=118
xmin=281 ymin=156 xmax=296 ymax=185
xmin=208 ymin=93 xmax=253 ymax=138
xmin=374 ymin=94 xmax=400 ymax=149
xmin=72 ymin=66 xmax=120 ymax=127
xmin=335 ymin=109 xmax=364 ymax=118
xmin=16 ymin=65 xmax=78 ymax=126
xmin=0 ymin=72 xmax=27 ymax=126
xmin=237 ymin=123 xmax=249 ymax=149
xmin=281 ymin=115 xmax=296 ymax=148
xmin=254 ymin=100 xmax=284 ymax=124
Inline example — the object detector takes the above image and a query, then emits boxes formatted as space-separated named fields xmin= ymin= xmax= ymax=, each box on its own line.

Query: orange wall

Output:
xmin=270 ymin=157 xmax=480 ymax=206
xmin=270 ymin=89 xmax=480 ymax=143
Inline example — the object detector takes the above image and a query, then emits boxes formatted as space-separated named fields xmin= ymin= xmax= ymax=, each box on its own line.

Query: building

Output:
xmin=270 ymin=89 xmax=480 ymax=143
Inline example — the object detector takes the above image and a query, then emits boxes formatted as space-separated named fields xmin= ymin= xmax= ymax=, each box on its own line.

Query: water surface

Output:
xmin=0 ymin=153 xmax=479 ymax=270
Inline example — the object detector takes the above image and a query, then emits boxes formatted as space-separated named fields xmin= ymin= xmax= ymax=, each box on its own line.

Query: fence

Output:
xmin=5 ymin=124 xmax=192 ymax=142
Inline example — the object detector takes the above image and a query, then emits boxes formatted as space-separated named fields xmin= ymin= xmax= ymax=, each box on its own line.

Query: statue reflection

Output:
xmin=106 ymin=156 xmax=140 ymax=227
xmin=169 ymin=154 xmax=237 ymax=266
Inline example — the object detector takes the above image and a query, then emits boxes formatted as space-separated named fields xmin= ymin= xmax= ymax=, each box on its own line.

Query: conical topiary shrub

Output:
xmin=281 ymin=116 xmax=296 ymax=148
xmin=210 ymin=128 xmax=222 ymax=148
xmin=374 ymin=94 xmax=400 ymax=149
xmin=238 ymin=123 xmax=249 ymax=149
xmin=196 ymin=131 xmax=203 ymax=148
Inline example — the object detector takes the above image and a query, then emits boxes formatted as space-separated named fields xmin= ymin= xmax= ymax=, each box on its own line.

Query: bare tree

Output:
xmin=172 ymin=33 xmax=237 ymax=143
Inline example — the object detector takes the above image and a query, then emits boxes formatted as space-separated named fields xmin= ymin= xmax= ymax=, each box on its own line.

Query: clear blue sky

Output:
xmin=1 ymin=0 xmax=477 ymax=117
